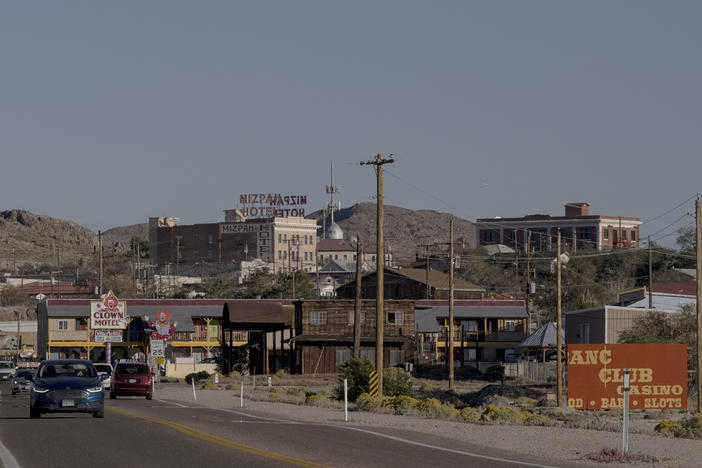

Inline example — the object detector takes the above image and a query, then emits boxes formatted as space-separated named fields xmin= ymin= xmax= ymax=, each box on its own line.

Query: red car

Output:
xmin=109 ymin=362 xmax=152 ymax=400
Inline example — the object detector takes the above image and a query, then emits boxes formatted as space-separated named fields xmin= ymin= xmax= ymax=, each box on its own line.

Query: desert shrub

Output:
xmin=387 ymin=395 xmax=419 ymax=415
xmin=514 ymin=396 xmax=537 ymax=406
xmin=587 ymin=448 xmax=660 ymax=464
xmin=225 ymin=384 xmax=234 ymax=390
xmin=383 ymin=367 xmax=414 ymax=397
xmin=336 ymin=358 xmax=375 ymax=402
xmin=416 ymin=398 xmax=457 ymax=419
xmin=305 ymin=394 xmax=322 ymax=406
xmin=520 ymin=411 xmax=553 ymax=426
xmin=286 ymin=387 xmax=304 ymax=394
xmin=227 ymin=370 xmax=243 ymax=377
xmin=356 ymin=393 xmax=386 ymax=412
xmin=199 ymin=381 xmax=217 ymax=390
xmin=480 ymin=405 xmax=522 ymax=424
xmin=655 ymin=416 xmax=702 ymax=439
xmin=303 ymin=388 xmax=316 ymax=398
xmin=185 ymin=371 xmax=211 ymax=384
xmin=484 ymin=365 xmax=504 ymax=380
xmin=458 ymin=407 xmax=483 ymax=423
xmin=272 ymin=369 xmax=287 ymax=379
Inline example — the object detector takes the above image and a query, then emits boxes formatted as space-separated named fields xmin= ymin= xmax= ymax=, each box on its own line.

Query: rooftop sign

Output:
xmin=91 ymin=291 xmax=129 ymax=330
xmin=239 ymin=193 xmax=307 ymax=218
xmin=567 ymin=344 xmax=687 ymax=410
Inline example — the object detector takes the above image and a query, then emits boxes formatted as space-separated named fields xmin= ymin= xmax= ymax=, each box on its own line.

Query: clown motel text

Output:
xmin=566 ymin=344 xmax=687 ymax=410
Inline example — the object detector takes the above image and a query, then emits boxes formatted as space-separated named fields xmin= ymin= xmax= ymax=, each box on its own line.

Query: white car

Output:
xmin=93 ymin=363 xmax=113 ymax=389
xmin=0 ymin=361 xmax=15 ymax=381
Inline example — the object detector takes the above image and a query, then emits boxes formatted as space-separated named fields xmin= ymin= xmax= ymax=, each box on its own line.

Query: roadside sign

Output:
xmin=150 ymin=339 xmax=165 ymax=358
xmin=94 ymin=330 xmax=123 ymax=343
xmin=567 ymin=344 xmax=687 ymax=410
xmin=369 ymin=371 xmax=379 ymax=397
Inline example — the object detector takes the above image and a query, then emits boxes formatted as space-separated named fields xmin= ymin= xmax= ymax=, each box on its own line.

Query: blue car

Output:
xmin=30 ymin=359 xmax=106 ymax=419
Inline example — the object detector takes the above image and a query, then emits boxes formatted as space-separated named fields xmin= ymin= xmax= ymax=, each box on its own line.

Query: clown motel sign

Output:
xmin=90 ymin=291 xmax=129 ymax=330
xmin=567 ymin=344 xmax=687 ymax=410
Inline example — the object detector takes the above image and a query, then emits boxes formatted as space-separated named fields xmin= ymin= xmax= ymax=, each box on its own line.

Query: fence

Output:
xmin=503 ymin=361 xmax=557 ymax=384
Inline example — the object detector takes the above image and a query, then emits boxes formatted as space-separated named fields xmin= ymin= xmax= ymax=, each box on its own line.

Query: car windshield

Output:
xmin=94 ymin=364 xmax=112 ymax=373
xmin=38 ymin=362 xmax=97 ymax=379
xmin=116 ymin=364 xmax=148 ymax=376
xmin=16 ymin=370 xmax=35 ymax=378
xmin=0 ymin=363 xmax=13 ymax=369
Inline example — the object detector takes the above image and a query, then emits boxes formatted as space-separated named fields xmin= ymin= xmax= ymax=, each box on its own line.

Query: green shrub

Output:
xmin=387 ymin=395 xmax=419 ymax=415
xmin=520 ymin=411 xmax=553 ymax=426
xmin=458 ymin=407 xmax=483 ymax=423
xmin=383 ymin=367 xmax=414 ymax=397
xmin=356 ymin=393 xmax=388 ymax=412
xmin=225 ymin=384 xmax=234 ymax=390
xmin=185 ymin=370 xmax=211 ymax=384
xmin=272 ymin=369 xmax=287 ymax=379
xmin=480 ymin=405 xmax=522 ymax=424
xmin=514 ymin=396 xmax=537 ymax=406
xmin=336 ymin=357 xmax=375 ymax=402
xmin=416 ymin=398 xmax=457 ymax=419
xmin=655 ymin=416 xmax=702 ymax=439
xmin=484 ymin=365 xmax=504 ymax=379
xmin=199 ymin=381 xmax=217 ymax=390
xmin=305 ymin=394 xmax=322 ymax=406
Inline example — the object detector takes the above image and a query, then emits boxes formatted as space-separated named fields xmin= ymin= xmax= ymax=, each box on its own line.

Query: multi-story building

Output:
xmin=476 ymin=203 xmax=641 ymax=252
xmin=149 ymin=213 xmax=319 ymax=274
xmin=415 ymin=299 xmax=528 ymax=364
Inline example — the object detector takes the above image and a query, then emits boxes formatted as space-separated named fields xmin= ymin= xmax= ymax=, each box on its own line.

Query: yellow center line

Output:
xmin=107 ymin=406 xmax=331 ymax=468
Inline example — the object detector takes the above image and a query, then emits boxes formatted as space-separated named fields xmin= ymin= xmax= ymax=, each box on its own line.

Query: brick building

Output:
xmin=476 ymin=203 xmax=641 ymax=252
xmin=149 ymin=214 xmax=319 ymax=274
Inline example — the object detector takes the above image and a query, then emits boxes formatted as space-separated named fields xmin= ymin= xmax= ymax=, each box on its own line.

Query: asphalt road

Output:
xmin=0 ymin=382 xmax=570 ymax=468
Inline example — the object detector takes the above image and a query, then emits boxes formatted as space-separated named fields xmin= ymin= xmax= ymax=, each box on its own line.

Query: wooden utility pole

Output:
xmin=556 ymin=230 xmax=563 ymax=407
xmin=98 ymin=230 xmax=103 ymax=296
xmin=448 ymin=218 xmax=455 ymax=390
xmin=354 ymin=240 xmax=363 ymax=358
xmin=649 ymin=235 xmax=653 ymax=311
xmin=56 ymin=243 xmax=61 ymax=299
xmin=696 ymin=198 xmax=701 ymax=414
xmin=525 ymin=231 xmax=532 ymax=333
xmin=425 ymin=244 xmax=430 ymax=299
xmin=360 ymin=153 xmax=394 ymax=396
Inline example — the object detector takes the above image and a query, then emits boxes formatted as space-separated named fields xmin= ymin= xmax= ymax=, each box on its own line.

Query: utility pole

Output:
xmin=16 ymin=311 xmax=21 ymax=362
xmin=56 ymin=243 xmax=61 ymax=299
xmin=648 ymin=236 xmax=653 ymax=311
xmin=361 ymin=153 xmax=394 ymax=396
xmin=556 ymin=230 xmax=563 ymax=408
xmin=525 ymin=231 xmax=531 ymax=333
xmin=426 ymin=243 xmax=430 ymax=299
xmin=354 ymin=240 xmax=363 ymax=358
xmin=449 ymin=218 xmax=455 ymax=390
xmin=696 ymin=197 xmax=701 ymax=414
xmin=98 ymin=230 xmax=103 ymax=296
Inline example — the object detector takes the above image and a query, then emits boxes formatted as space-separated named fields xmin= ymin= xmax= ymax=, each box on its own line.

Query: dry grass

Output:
xmin=586 ymin=448 xmax=662 ymax=464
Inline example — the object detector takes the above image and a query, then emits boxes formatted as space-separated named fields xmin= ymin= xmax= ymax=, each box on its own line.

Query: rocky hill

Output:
xmin=309 ymin=202 xmax=475 ymax=264
xmin=0 ymin=205 xmax=474 ymax=270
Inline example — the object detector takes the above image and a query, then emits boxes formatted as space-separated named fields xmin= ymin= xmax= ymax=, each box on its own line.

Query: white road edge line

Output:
xmin=0 ymin=437 xmax=21 ymax=468
xmin=211 ymin=407 xmax=556 ymax=468
xmin=156 ymin=399 xmax=189 ymax=408
xmin=327 ymin=425 xmax=558 ymax=468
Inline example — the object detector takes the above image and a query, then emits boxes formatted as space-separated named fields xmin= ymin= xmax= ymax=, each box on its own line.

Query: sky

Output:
xmin=1 ymin=2 xmax=700 ymax=247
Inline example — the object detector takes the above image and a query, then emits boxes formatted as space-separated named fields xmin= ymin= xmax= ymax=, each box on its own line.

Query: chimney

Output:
xmin=565 ymin=203 xmax=589 ymax=217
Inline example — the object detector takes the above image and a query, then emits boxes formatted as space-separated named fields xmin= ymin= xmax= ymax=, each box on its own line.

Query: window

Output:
xmin=389 ymin=349 xmax=404 ymax=366
xmin=621 ymin=230 xmax=627 ymax=241
xmin=278 ymin=250 xmax=282 ymax=260
xmin=193 ymin=233 xmax=199 ymax=250
xmin=58 ymin=320 xmax=69 ymax=330
xmin=309 ymin=311 xmax=327 ymax=325
xmin=360 ymin=348 xmax=375 ymax=361
xmin=631 ymin=230 xmax=636 ymax=241
xmin=335 ymin=349 xmax=351 ymax=366
xmin=603 ymin=229 xmax=609 ymax=240
xmin=579 ymin=323 xmax=590 ymax=344
xmin=348 ymin=311 xmax=366 ymax=325
xmin=504 ymin=320 xmax=516 ymax=331
xmin=193 ymin=250 xmax=199 ymax=262
xmin=387 ymin=312 xmax=403 ymax=325
xmin=208 ymin=233 xmax=214 ymax=245
xmin=278 ymin=234 xmax=282 ymax=243
xmin=464 ymin=320 xmax=477 ymax=332
xmin=334 ymin=254 xmax=338 ymax=260
xmin=579 ymin=229 xmax=591 ymax=240
xmin=485 ymin=231 xmax=496 ymax=243
xmin=343 ymin=255 xmax=347 ymax=261
xmin=207 ymin=250 xmax=213 ymax=261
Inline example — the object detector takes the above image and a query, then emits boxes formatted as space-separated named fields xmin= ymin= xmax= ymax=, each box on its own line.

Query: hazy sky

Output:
xmin=1 ymin=2 xmax=700 ymax=246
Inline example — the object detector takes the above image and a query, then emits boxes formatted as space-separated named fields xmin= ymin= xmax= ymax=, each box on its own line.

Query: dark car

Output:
xmin=29 ymin=359 xmax=106 ymax=418
xmin=110 ymin=361 xmax=152 ymax=400
xmin=12 ymin=369 xmax=36 ymax=395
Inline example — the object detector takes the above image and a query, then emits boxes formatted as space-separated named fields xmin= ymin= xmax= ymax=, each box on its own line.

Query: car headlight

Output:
xmin=12 ymin=380 xmax=18 ymax=385
xmin=87 ymin=386 xmax=104 ymax=393
xmin=32 ymin=386 xmax=50 ymax=393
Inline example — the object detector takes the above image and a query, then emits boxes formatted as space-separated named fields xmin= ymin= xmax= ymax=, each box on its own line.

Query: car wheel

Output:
xmin=93 ymin=410 xmax=105 ymax=418
xmin=11 ymin=390 xmax=16 ymax=395
xmin=146 ymin=392 xmax=152 ymax=400
xmin=109 ymin=390 xmax=116 ymax=399
xmin=29 ymin=408 xmax=40 ymax=419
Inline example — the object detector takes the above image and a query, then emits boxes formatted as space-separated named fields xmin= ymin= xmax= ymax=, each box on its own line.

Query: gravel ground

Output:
xmin=152 ymin=382 xmax=702 ymax=467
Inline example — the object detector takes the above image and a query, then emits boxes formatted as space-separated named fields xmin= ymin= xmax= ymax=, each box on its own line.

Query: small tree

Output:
xmin=336 ymin=357 xmax=375 ymax=402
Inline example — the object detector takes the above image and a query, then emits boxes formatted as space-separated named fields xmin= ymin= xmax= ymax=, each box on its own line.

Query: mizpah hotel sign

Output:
xmin=237 ymin=193 xmax=308 ymax=219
